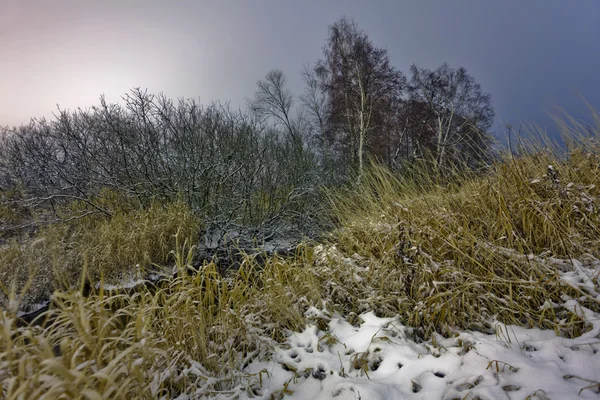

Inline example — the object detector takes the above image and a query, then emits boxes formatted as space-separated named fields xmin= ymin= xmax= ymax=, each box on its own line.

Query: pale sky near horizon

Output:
xmin=1 ymin=0 xmax=599 ymax=138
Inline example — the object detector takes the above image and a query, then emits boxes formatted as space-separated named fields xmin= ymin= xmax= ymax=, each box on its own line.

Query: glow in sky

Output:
xmin=1 ymin=0 xmax=599 ymax=136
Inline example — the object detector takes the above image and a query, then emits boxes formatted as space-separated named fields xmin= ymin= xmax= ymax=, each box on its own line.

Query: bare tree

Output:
xmin=247 ymin=69 xmax=303 ymax=149
xmin=407 ymin=63 xmax=495 ymax=169
xmin=313 ymin=17 xmax=406 ymax=179
xmin=1 ymin=89 xmax=322 ymax=239
xmin=300 ymin=64 xmax=333 ymax=170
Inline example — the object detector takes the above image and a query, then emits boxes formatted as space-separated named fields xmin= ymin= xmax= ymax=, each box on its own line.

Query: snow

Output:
xmin=95 ymin=277 xmax=148 ymax=291
xmin=242 ymin=309 xmax=600 ymax=399
xmin=149 ymin=252 xmax=598 ymax=399
xmin=93 ymin=268 xmax=172 ymax=291
xmin=15 ymin=300 xmax=50 ymax=317
xmin=13 ymin=242 xmax=596 ymax=399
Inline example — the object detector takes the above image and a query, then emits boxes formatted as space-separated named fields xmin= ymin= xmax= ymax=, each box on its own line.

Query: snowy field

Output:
xmin=242 ymin=307 xmax=600 ymax=400
xmin=230 ymin=254 xmax=600 ymax=400
xmin=148 ymin=250 xmax=600 ymax=399
xmin=6 ymin=246 xmax=600 ymax=399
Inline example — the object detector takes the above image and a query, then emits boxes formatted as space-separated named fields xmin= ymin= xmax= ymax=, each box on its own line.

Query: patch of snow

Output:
xmin=96 ymin=277 xmax=147 ymax=291
xmin=242 ymin=308 xmax=600 ymax=400
xmin=314 ymin=245 xmax=360 ymax=269
xmin=148 ymin=272 xmax=169 ymax=281
xmin=262 ymin=237 xmax=295 ymax=253
xmin=16 ymin=300 xmax=50 ymax=317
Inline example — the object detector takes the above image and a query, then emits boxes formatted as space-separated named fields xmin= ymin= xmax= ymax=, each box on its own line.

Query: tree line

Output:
xmin=0 ymin=17 xmax=495 ymax=241
xmin=250 ymin=17 xmax=495 ymax=180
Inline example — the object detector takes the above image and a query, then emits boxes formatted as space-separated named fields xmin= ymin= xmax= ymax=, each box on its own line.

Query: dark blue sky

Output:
xmin=2 ymin=0 xmax=599 ymax=139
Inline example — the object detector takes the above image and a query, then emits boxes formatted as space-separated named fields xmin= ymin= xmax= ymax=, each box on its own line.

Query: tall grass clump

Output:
xmin=0 ymin=196 xmax=200 ymax=311
xmin=322 ymin=112 xmax=600 ymax=338
xmin=0 ymin=238 xmax=324 ymax=398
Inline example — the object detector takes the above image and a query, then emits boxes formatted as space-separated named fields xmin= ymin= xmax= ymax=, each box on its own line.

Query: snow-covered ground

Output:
xmin=13 ymin=243 xmax=596 ymax=399
xmin=243 ymin=308 xmax=600 ymax=399
xmin=157 ymin=249 xmax=600 ymax=399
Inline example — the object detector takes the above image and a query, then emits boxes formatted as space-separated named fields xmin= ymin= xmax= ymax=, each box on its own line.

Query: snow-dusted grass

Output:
xmin=0 ymin=198 xmax=199 ymax=311
xmin=1 ymin=112 xmax=600 ymax=398
xmin=0 ymin=239 xmax=323 ymax=399
xmin=246 ymin=304 xmax=600 ymax=400
xmin=1 ymin=246 xmax=598 ymax=399
xmin=324 ymin=124 xmax=600 ymax=338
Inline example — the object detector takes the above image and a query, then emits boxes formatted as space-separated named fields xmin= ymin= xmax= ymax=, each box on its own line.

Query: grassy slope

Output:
xmin=1 ymin=114 xmax=600 ymax=398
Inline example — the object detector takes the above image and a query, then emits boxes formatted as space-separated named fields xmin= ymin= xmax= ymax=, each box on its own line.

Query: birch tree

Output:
xmin=313 ymin=17 xmax=405 ymax=179
xmin=408 ymin=63 xmax=495 ymax=169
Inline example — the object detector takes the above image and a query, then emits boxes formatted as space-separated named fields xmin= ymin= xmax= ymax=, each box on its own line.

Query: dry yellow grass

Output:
xmin=1 ymin=111 xmax=599 ymax=398
xmin=322 ymin=113 xmax=600 ymax=338
xmin=0 ymin=199 xmax=199 ymax=311
xmin=0 ymin=237 xmax=324 ymax=399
